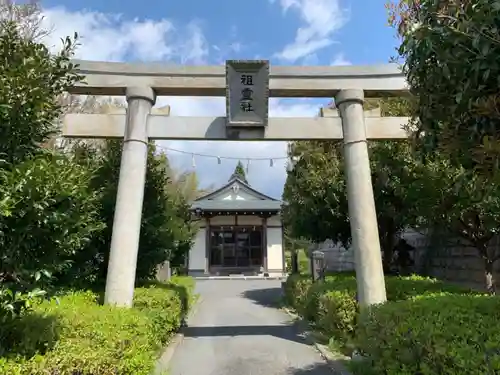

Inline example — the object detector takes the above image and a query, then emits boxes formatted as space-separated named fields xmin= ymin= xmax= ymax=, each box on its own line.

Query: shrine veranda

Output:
xmin=62 ymin=59 xmax=409 ymax=307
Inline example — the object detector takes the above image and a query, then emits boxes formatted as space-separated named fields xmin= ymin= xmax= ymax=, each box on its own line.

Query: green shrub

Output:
xmin=133 ymin=286 xmax=182 ymax=345
xmin=283 ymin=272 xmax=358 ymax=351
xmin=0 ymin=279 xmax=195 ymax=375
xmin=171 ymin=275 xmax=197 ymax=313
xmin=315 ymin=282 xmax=357 ymax=345
xmin=284 ymin=273 xmax=356 ymax=319
xmin=301 ymin=281 xmax=332 ymax=322
xmin=324 ymin=271 xmax=356 ymax=280
xmin=283 ymin=273 xmax=478 ymax=357
xmin=138 ymin=276 xmax=196 ymax=319
xmin=283 ymin=274 xmax=312 ymax=311
xmin=302 ymin=277 xmax=355 ymax=320
xmin=0 ymin=154 xmax=104 ymax=322
xmin=385 ymin=275 xmax=475 ymax=301
xmin=355 ymin=294 xmax=500 ymax=375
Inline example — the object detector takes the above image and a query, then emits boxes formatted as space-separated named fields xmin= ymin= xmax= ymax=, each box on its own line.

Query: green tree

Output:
xmin=170 ymin=167 xmax=214 ymax=201
xmin=0 ymin=21 xmax=80 ymax=166
xmin=283 ymin=98 xmax=418 ymax=272
xmin=388 ymin=0 xmax=500 ymax=172
xmin=0 ymin=15 xmax=104 ymax=324
xmin=139 ymin=147 xmax=194 ymax=277
xmin=0 ymin=154 xmax=104 ymax=291
xmin=283 ymin=140 xmax=350 ymax=245
xmin=404 ymin=145 xmax=500 ymax=294
xmin=233 ymin=160 xmax=248 ymax=183
xmin=63 ymin=141 xmax=195 ymax=286
xmin=388 ymin=0 xmax=500 ymax=293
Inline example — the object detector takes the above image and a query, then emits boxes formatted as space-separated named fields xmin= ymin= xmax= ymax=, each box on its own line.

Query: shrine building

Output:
xmin=188 ymin=173 xmax=284 ymax=277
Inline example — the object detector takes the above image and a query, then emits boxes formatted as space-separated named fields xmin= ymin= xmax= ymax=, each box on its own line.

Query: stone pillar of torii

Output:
xmin=63 ymin=59 xmax=410 ymax=308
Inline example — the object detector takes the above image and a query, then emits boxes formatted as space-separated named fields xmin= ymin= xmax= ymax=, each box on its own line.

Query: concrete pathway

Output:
xmin=168 ymin=279 xmax=334 ymax=375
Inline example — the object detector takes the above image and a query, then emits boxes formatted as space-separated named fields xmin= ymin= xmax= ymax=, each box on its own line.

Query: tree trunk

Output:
xmin=380 ymin=226 xmax=397 ymax=274
xmin=484 ymin=258 xmax=496 ymax=295
xmin=382 ymin=249 xmax=392 ymax=274
xmin=291 ymin=250 xmax=299 ymax=274
xmin=476 ymin=240 xmax=497 ymax=295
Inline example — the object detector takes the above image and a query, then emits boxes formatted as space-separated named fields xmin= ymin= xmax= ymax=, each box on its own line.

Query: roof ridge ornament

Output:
xmin=228 ymin=172 xmax=249 ymax=185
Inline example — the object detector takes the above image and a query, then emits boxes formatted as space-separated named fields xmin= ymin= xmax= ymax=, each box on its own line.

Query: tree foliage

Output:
xmin=388 ymin=0 xmax=500 ymax=293
xmin=283 ymin=140 xmax=350 ymax=245
xmin=283 ymin=98 xmax=417 ymax=270
xmin=0 ymin=21 xmax=80 ymax=165
xmin=0 ymin=19 xmax=101 ymax=321
xmin=233 ymin=160 xmax=248 ymax=183
xmin=59 ymin=141 xmax=196 ymax=287
xmin=286 ymin=0 xmax=500 ymax=292
xmin=0 ymin=154 xmax=104 ymax=292
xmin=170 ymin=168 xmax=214 ymax=201
xmin=0 ymin=12 xmax=198 ymax=331
xmin=387 ymin=0 xmax=500 ymax=173
xmin=139 ymin=148 xmax=194 ymax=277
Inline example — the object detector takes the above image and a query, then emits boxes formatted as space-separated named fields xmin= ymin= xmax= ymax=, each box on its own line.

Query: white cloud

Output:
xmin=179 ymin=22 xmax=209 ymax=64
xmin=271 ymin=0 xmax=349 ymax=62
xmin=40 ymin=7 xmax=208 ymax=63
xmin=301 ymin=52 xmax=320 ymax=65
xmin=42 ymin=6 xmax=324 ymax=196
xmin=331 ymin=52 xmax=351 ymax=66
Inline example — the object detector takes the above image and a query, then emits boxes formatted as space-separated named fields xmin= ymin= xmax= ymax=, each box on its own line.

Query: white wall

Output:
xmin=237 ymin=215 xmax=262 ymax=225
xmin=209 ymin=216 xmax=235 ymax=225
xmin=267 ymin=215 xmax=281 ymax=226
xmin=189 ymin=227 xmax=206 ymax=272
xmin=267 ymin=227 xmax=283 ymax=273
xmin=219 ymin=190 xmax=259 ymax=200
xmin=209 ymin=215 xmax=263 ymax=226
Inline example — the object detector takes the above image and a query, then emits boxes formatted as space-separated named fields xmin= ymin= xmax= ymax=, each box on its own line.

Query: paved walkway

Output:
xmin=168 ymin=279 xmax=334 ymax=375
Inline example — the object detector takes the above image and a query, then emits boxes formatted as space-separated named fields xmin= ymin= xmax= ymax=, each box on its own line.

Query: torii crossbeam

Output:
xmin=63 ymin=59 xmax=410 ymax=308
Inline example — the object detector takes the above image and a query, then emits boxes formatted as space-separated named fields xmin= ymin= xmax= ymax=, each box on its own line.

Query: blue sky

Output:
xmin=40 ymin=0 xmax=399 ymax=198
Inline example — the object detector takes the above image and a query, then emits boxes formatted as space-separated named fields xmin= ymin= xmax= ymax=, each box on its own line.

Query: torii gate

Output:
xmin=63 ymin=59 xmax=410 ymax=308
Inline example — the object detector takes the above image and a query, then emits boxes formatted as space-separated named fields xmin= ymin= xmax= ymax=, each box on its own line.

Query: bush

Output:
xmin=0 ymin=278 xmax=195 ymax=375
xmin=0 ymin=154 xmax=104 ymax=320
xmin=384 ymin=275 xmax=475 ymax=301
xmin=315 ymin=283 xmax=357 ymax=346
xmin=356 ymin=294 xmax=500 ymax=375
xmin=283 ymin=274 xmax=312 ymax=311
xmin=283 ymin=273 xmax=476 ymax=354
xmin=137 ymin=276 xmax=196 ymax=320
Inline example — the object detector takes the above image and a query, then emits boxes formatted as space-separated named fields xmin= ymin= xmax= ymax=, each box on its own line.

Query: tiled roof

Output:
xmin=194 ymin=176 xmax=278 ymax=202
xmin=191 ymin=200 xmax=282 ymax=211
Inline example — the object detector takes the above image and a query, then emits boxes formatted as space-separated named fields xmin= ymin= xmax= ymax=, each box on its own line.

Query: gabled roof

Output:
xmin=194 ymin=175 xmax=278 ymax=202
xmin=191 ymin=175 xmax=282 ymax=212
xmin=192 ymin=200 xmax=282 ymax=211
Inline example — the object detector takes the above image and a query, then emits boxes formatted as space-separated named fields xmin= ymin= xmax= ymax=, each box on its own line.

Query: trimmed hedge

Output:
xmin=0 ymin=276 xmax=195 ymax=375
xmin=284 ymin=273 xmax=477 ymax=345
xmin=285 ymin=273 xmax=359 ymax=348
xmin=357 ymin=294 xmax=500 ymax=375
xmin=283 ymin=273 xmax=498 ymax=374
